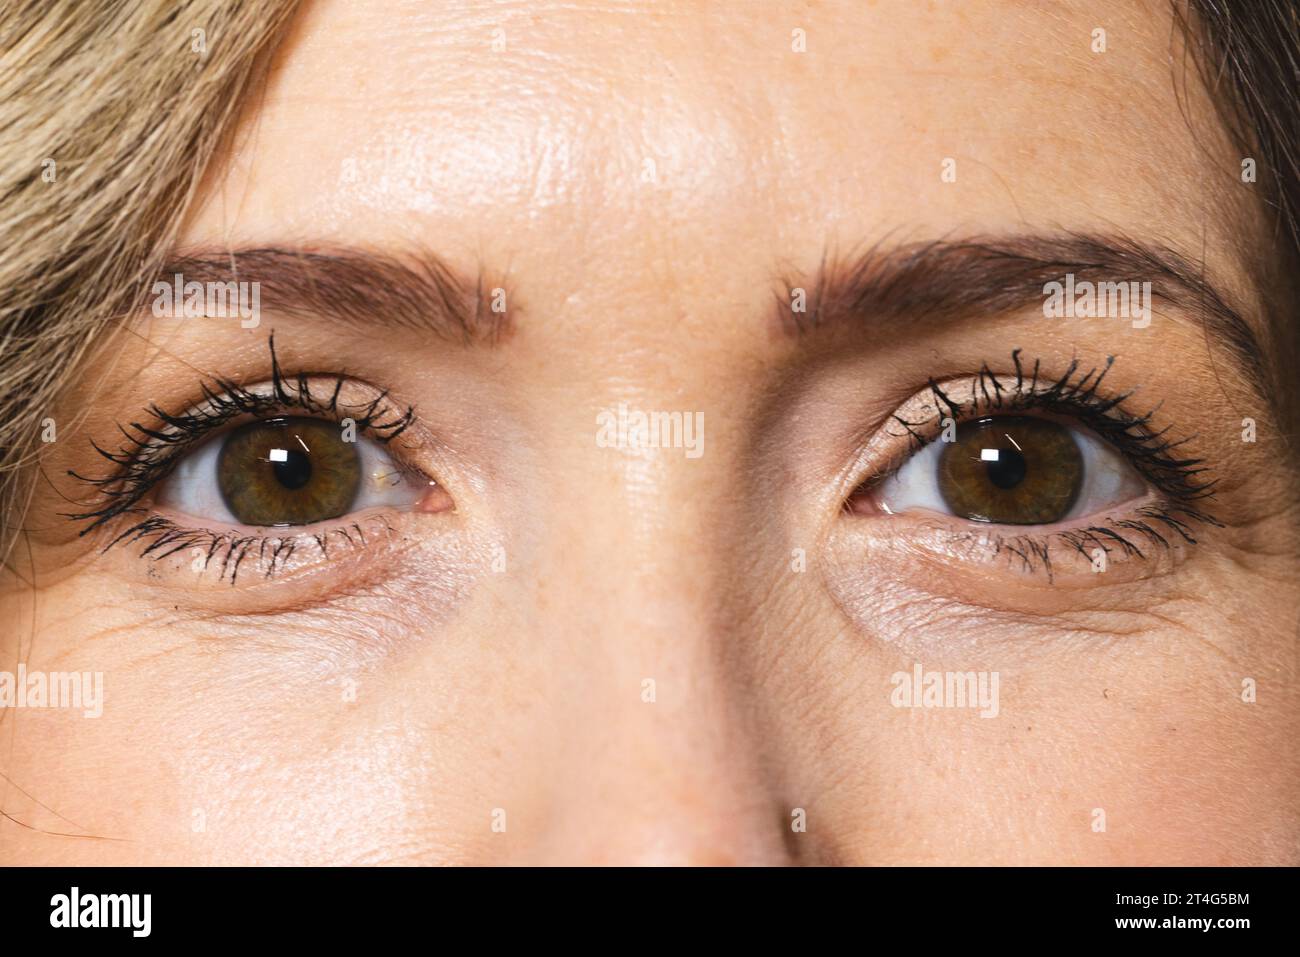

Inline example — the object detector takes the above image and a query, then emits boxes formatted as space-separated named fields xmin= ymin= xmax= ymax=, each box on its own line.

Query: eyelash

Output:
xmin=859 ymin=348 xmax=1222 ymax=577
xmin=69 ymin=342 xmax=1219 ymax=583
xmin=67 ymin=334 xmax=418 ymax=583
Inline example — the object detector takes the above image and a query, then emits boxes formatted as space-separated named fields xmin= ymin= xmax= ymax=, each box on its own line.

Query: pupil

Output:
xmin=985 ymin=447 xmax=1027 ymax=490
xmin=272 ymin=448 xmax=313 ymax=491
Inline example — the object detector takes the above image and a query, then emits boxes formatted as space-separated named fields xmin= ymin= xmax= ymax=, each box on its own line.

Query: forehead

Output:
xmin=188 ymin=0 xmax=1241 ymax=301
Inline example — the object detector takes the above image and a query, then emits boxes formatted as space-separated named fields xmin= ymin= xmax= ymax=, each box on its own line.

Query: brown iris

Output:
xmin=937 ymin=416 xmax=1083 ymax=524
xmin=217 ymin=417 xmax=361 ymax=526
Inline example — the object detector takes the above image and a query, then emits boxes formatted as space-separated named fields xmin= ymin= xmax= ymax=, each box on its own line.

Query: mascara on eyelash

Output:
xmin=105 ymin=512 xmax=396 ymax=585
xmin=63 ymin=332 xmax=415 ymax=539
xmin=867 ymin=348 xmax=1224 ymax=579
xmin=887 ymin=349 xmax=1218 ymax=505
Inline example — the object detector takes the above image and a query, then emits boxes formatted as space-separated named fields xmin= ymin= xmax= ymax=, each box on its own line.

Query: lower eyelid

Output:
xmin=840 ymin=498 xmax=1205 ymax=583
xmin=107 ymin=505 xmax=423 ymax=587
xmin=105 ymin=513 xmax=485 ymax=629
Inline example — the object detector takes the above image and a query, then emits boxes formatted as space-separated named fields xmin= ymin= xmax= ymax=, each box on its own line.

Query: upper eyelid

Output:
xmin=891 ymin=358 xmax=1147 ymax=448
xmin=890 ymin=354 xmax=1125 ymax=443
xmin=112 ymin=376 xmax=411 ymax=469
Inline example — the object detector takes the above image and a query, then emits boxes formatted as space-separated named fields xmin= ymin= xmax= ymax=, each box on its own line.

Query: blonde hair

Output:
xmin=0 ymin=0 xmax=299 ymax=564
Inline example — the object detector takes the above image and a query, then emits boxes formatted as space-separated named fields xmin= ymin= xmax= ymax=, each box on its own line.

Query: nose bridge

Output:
xmin=520 ymin=447 xmax=789 ymax=864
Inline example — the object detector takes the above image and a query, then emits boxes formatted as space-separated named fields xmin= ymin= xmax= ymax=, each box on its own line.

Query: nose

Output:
xmin=526 ymin=668 xmax=793 ymax=865
xmin=514 ymin=446 xmax=794 ymax=865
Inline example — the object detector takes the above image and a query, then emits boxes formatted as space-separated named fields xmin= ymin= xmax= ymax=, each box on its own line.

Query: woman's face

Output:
xmin=4 ymin=0 xmax=1297 ymax=865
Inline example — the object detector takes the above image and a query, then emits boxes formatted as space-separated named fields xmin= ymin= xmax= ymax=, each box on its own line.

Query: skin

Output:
xmin=2 ymin=0 xmax=1298 ymax=865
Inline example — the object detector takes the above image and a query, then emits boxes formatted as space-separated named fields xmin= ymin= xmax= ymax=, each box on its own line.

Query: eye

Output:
xmin=868 ymin=415 xmax=1146 ymax=525
xmin=156 ymin=415 xmax=433 ymax=527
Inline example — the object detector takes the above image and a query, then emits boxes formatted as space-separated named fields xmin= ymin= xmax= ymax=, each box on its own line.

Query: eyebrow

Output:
xmin=158 ymin=246 xmax=511 ymax=345
xmin=779 ymin=232 xmax=1272 ymax=402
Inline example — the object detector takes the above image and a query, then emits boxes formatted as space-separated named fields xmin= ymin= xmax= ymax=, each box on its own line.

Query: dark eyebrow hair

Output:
xmin=158 ymin=246 xmax=512 ymax=345
xmin=778 ymin=232 xmax=1273 ymax=404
